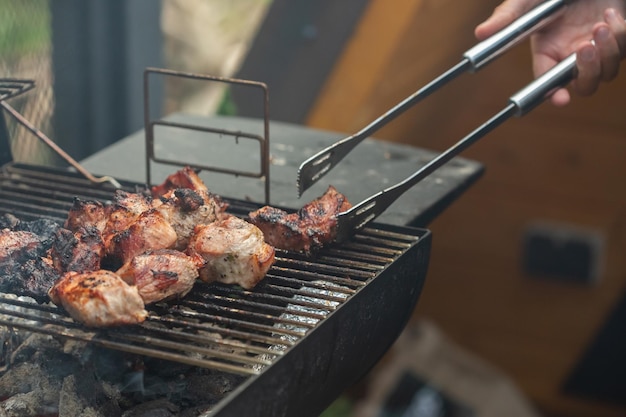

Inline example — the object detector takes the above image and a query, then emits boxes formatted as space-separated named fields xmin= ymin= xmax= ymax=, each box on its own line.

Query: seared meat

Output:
xmin=51 ymin=226 xmax=105 ymax=273
xmin=248 ymin=185 xmax=352 ymax=252
xmin=151 ymin=166 xmax=208 ymax=197
xmin=116 ymin=249 xmax=198 ymax=304
xmin=49 ymin=270 xmax=148 ymax=327
xmin=102 ymin=190 xmax=154 ymax=238
xmin=111 ymin=190 xmax=154 ymax=214
xmin=0 ymin=229 xmax=44 ymax=260
xmin=186 ymin=215 xmax=275 ymax=289
xmin=0 ymin=227 xmax=62 ymax=302
xmin=14 ymin=257 xmax=61 ymax=303
xmin=155 ymin=188 xmax=227 ymax=250
xmin=106 ymin=209 xmax=178 ymax=266
xmin=65 ymin=198 xmax=107 ymax=233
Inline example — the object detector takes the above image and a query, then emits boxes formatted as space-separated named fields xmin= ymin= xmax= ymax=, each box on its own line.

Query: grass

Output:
xmin=0 ymin=0 xmax=50 ymax=58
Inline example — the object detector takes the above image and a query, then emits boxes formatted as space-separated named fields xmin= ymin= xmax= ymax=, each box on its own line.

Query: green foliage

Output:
xmin=319 ymin=396 xmax=353 ymax=417
xmin=217 ymin=87 xmax=238 ymax=116
xmin=0 ymin=0 xmax=50 ymax=58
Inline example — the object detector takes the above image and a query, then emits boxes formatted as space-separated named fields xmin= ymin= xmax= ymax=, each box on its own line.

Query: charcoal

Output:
xmin=0 ymin=214 xmax=20 ymax=230
xmin=58 ymin=371 xmax=123 ymax=417
xmin=183 ymin=371 xmax=245 ymax=404
xmin=121 ymin=399 xmax=179 ymax=417
xmin=0 ymin=362 xmax=61 ymax=416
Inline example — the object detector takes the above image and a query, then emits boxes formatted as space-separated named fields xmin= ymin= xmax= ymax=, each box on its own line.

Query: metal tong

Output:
xmin=333 ymin=51 xmax=578 ymax=243
xmin=297 ymin=0 xmax=574 ymax=196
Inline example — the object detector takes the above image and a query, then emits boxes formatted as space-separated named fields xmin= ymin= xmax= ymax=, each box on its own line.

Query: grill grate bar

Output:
xmin=147 ymin=315 xmax=295 ymax=347
xmin=131 ymin=325 xmax=283 ymax=356
xmin=268 ymin=266 xmax=367 ymax=288
xmin=262 ymin=284 xmax=349 ymax=304
xmin=163 ymin=307 xmax=308 ymax=338
xmin=116 ymin=333 xmax=276 ymax=367
xmin=181 ymin=299 xmax=320 ymax=330
xmin=259 ymin=276 xmax=357 ymax=296
xmin=189 ymin=292 xmax=328 ymax=321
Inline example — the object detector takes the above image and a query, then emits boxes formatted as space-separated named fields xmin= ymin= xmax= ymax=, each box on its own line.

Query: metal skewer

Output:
xmin=297 ymin=0 xmax=574 ymax=197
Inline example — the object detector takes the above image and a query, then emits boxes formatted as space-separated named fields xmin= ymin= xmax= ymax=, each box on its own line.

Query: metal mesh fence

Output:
xmin=0 ymin=0 xmax=58 ymax=166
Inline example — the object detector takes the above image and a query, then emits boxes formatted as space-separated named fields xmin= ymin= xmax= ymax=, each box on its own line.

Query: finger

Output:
xmin=475 ymin=0 xmax=538 ymax=40
xmin=549 ymin=88 xmax=571 ymax=107
xmin=531 ymin=42 xmax=559 ymax=79
xmin=530 ymin=45 xmax=571 ymax=106
xmin=605 ymin=8 xmax=626 ymax=59
xmin=573 ymin=42 xmax=602 ymax=96
xmin=593 ymin=23 xmax=620 ymax=81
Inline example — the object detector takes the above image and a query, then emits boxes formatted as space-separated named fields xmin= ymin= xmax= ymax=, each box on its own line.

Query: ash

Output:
xmin=0 ymin=327 xmax=247 ymax=417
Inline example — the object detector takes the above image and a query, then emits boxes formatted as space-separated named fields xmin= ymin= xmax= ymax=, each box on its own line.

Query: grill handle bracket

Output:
xmin=143 ymin=68 xmax=271 ymax=205
xmin=0 ymin=78 xmax=122 ymax=189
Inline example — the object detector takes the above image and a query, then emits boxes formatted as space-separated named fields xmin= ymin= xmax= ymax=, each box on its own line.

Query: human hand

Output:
xmin=475 ymin=0 xmax=626 ymax=106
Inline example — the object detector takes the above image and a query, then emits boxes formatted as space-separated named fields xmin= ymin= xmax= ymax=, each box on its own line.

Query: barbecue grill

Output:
xmin=0 ymin=73 xmax=455 ymax=416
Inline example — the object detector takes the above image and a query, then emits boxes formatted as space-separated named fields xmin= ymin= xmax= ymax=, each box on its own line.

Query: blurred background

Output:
xmin=1 ymin=1 xmax=625 ymax=416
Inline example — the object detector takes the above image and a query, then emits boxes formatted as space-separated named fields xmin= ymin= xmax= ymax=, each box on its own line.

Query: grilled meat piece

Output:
xmin=65 ymin=198 xmax=108 ymax=233
xmin=151 ymin=166 xmax=208 ymax=197
xmin=0 ymin=227 xmax=62 ymax=302
xmin=155 ymin=188 xmax=227 ymax=250
xmin=49 ymin=270 xmax=148 ymax=327
xmin=186 ymin=215 xmax=275 ymax=289
xmin=103 ymin=190 xmax=154 ymax=238
xmin=51 ymin=226 xmax=105 ymax=273
xmin=14 ymin=257 xmax=61 ymax=303
xmin=106 ymin=209 xmax=178 ymax=266
xmin=248 ymin=185 xmax=352 ymax=252
xmin=0 ymin=229 xmax=44 ymax=260
xmin=116 ymin=249 xmax=198 ymax=304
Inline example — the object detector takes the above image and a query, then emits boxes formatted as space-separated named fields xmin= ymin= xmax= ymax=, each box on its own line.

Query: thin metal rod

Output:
xmin=0 ymin=101 xmax=121 ymax=188
xmin=297 ymin=59 xmax=472 ymax=196
xmin=357 ymin=59 xmax=471 ymax=138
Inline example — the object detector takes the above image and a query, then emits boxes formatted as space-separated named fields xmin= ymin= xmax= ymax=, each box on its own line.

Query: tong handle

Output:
xmin=297 ymin=0 xmax=573 ymax=197
xmin=464 ymin=0 xmax=572 ymax=70
xmin=336 ymin=47 xmax=580 ymax=241
xmin=510 ymin=51 xmax=577 ymax=114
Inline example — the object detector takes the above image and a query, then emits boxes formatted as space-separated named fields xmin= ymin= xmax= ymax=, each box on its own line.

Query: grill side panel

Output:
xmin=210 ymin=229 xmax=432 ymax=417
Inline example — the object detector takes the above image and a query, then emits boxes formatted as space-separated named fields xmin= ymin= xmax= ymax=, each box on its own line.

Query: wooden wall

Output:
xmin=306 ymin=0 xmax=626 ymax=416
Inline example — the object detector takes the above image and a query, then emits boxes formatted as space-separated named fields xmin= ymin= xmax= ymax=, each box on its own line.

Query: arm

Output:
xmin=475 ymin=0 xmax=626 ymax=106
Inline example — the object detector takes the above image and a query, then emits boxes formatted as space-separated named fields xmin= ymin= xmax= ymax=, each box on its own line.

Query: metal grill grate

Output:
xmin=0 ymin=163 xmax=425 ymax=377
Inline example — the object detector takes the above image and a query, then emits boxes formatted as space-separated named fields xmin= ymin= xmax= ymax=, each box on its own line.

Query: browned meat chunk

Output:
xmin=64 ymin=198 xmax=107 ymax=233
xmin=106 ymin=209 xmax=178 ymax=266
xmin=0 ymin=229 xmax=43 ymax=259
xmin=0 ymin=227 xmax=62 ymax=302
xmin=51 ymin=226 xmax=105 ymax=273
xmin=248 ymin=185 xmax=352 ymax=252
xmin=186 ymin=215 xmax=275 ymax=289
xmin=116 ymin=249 xmax=198 ymax=304
xmin=102 ymin=190 xmax=155 ymax=240
xmin=155 ymin=188 xmax=227 ymax=250
xmin=49 ymin=270 xmax=147 ymax=327
xmin=151 ymin=166 xmax=209 ymax=197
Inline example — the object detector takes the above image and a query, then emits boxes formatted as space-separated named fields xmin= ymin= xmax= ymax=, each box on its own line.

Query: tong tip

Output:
xmin=296 ymin=153 xmax=333 ymax=198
